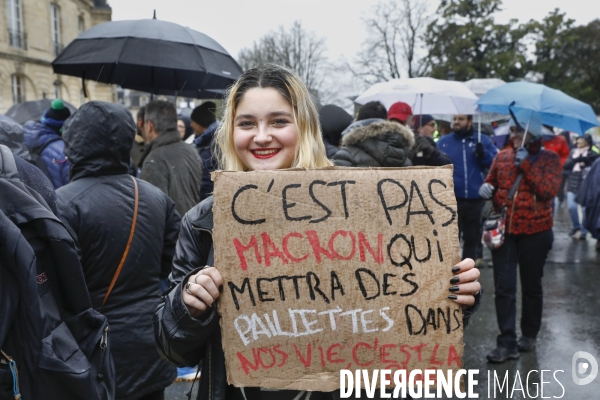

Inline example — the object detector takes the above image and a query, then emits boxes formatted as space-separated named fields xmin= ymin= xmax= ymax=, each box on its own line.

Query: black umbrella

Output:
xmin=5 ymin=99 xmax=77 ymax=125
xmin=52 ymin=19 xmax=243 ymax=98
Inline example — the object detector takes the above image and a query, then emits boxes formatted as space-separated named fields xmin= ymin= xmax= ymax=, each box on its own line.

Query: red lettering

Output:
xmin=282 ymin=232 xmax=309 ymax=262
xmin=358 ymin=232 xmax=384 ymax=264
xmin=261 ymin=232 xmax=288 ymax=266
xmin=328 ymin=230 xmax=356 ymax=261
xmin=447 ymin=345 xmax=461 ymax=367
xmin=257 ymin=347 xmax=276 ymax=369
xmin=326 ymin=343 xmax=345 ymax=364
xmin=399 ymin=344 xmax=411 ymax=367
xmin=273 ymin=345 xmax=289 ymax=367
xmin=305 ymin=230 xmax=335 ymax=263
xmin=293 ymin=343 xmax=312 ymax=367
xmin=237 ymin=349 xmax=260 ymax=375
xmin=352 ymin=339 xmax=378 ymax=367
xmin=410 ymin=344 xmax=427 ymax=362
xmin=429 ymin=344 xmax=444 ymax=366
xmin=318 ymin=345 xmax=325 ymax=367
xmin=380 ymin=344 xmax=397 ymax=364
xmin=233 ymin=236 xmax=262 ymax=271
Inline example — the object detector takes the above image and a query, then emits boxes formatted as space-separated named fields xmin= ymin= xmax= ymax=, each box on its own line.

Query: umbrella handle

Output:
xmin=82 ymin=72 xmax=87 ymax=99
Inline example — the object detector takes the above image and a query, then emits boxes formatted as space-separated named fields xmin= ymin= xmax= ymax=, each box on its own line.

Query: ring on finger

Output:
xmin=185 ymin=282 xmax=193 ymax=294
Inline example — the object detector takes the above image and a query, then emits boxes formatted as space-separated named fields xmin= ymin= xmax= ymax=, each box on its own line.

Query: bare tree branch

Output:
xmin=349 ymin=0 xmax=431 ymax=85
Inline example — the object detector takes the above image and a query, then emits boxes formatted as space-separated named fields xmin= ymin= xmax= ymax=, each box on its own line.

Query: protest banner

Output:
xmin=212 ymin=166 xmax=462 ymax=391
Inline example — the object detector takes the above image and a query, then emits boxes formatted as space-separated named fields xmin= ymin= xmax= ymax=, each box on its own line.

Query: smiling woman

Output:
xmin=154 ymin=64 xmax=481 ymax=400
xmin=216 ymin=64 xmax=331 ymax=172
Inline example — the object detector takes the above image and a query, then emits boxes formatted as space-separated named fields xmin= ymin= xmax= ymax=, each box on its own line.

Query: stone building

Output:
xmin=0 ymin=0 xmax=114 ymax=113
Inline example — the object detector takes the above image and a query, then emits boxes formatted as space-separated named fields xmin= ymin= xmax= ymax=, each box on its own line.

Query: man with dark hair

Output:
xmin=140 ymin=100 xmax=203 ymax=215
xmin=356 ymin=101 xmax=388 ymax=121
xmin=437 ymin=114 xmax=498 ymax=265
xmin=189 ymin=102 xmax=219 ymax=200
xmin=131 ymin=106 xmax=146 ymax=167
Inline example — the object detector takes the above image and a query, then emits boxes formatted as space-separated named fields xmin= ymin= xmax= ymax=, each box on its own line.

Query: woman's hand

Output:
xmin=448 ymin=258 xmax=480 ymax=308
xmin=182 ymin=267 xmax=223 ymax=318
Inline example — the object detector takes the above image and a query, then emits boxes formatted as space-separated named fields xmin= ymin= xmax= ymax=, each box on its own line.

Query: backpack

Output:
xmin=28 ymin=137 xmax=61 ymax=182
xmin=0 ymin=144 xmax=115 ymax=400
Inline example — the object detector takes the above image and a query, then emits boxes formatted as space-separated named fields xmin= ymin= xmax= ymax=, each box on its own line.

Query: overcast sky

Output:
xmin=110 ymin=0 xmax=598 ymax=63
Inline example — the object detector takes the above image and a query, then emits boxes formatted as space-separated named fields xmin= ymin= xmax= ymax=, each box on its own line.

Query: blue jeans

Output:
xmin=567 ymin=191 xmax=587 ymax=234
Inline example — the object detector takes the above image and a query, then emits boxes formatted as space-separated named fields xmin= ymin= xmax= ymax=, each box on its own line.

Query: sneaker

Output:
xmin=486 ymin=347 xmax=520 ymax=363
xmin=475 ymin=258 xmax=485 ymax=269
xmin=572 ymin=230 xmax=582 ymax=240
xmin=175 ymin=366 xmax=200 ymax=382
xmin=517 ymin=337 xmax=536 ymax=352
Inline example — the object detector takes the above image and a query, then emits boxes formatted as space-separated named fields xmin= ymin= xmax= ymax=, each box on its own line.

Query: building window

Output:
xmin=50 ymin=4 xmax=62 ymax=57
xmin=7 ymin=0 xmax=26 ymax=49
xmin=12 ymin=74 xmax=25 ymax=104
xmin=78 ymin=15 xmax=85 ymax=34
xmin=53 ymin=80 xmax=61 ymax=99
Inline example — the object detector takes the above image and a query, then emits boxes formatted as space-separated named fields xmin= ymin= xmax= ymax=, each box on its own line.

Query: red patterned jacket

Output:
xmin=485 ymin=148 xmax=561 ymax=235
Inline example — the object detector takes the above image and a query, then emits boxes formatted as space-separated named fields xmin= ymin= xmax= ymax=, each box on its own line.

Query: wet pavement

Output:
xmin=165 ymin=205 xmax=600 ymax=399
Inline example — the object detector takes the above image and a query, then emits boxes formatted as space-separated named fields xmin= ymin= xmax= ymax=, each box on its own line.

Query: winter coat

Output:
xmin=408 ymin=135 xmax=452 ymax=166
xmin=437 ymin=129 xmax=497 ymax=199
xmin=563 ymin=148 xmax=599 ymax=194
xmin=485 ymin=148 xmax=561 ymax=235
xmin=140 ymin=129 xmax=203 ymax=216
xmin=542 ymin=135 xmax=570 ymax=166
xmin=56 ymin=102 xmax=180 ymax=400
xmin=333 ymin=119 xmax=415 ymax=167
xmin=319 ymin=104 xmax=353 ymax=159
xmin=0 ymin=118 xmax=31 ymax=161
xmin=154 ymin=196 xmax=483 ymax=400
xmin=13 ymin=153 xmax=58 ymax=215
xmin=193 ymin=121 xmax=219 ymax=201
xmin=576 ymin=158 xmax=600 ymax=238
xmin=23 ymin=121 xmax=70 ymax=188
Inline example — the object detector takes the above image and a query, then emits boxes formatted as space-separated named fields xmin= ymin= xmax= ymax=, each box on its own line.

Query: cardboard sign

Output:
xmin=213 ymin=166 xmax=462 ymax=391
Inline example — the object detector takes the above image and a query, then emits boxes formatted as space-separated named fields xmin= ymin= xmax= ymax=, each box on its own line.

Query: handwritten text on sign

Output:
xmin=213 ymin=167 xmax=462 ymax=391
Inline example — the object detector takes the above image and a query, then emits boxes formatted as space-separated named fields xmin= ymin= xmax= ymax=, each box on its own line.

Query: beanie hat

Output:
xmin=412 ymin=114 xmax=435 ymax=130
xmin=583 ymin=133 xmax=594 ymax=147
xmin=191 ymin=102 xmax=217 ymax=128
xmin=387 ymin=102 xmax=412 ymax=123
xmin=42 ymin=98 xmax=71 ymax=131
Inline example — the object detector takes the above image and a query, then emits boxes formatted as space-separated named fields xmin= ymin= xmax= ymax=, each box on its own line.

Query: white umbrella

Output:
xmin=464 ymin=78 xmax=506 ymax=97
xmin=354 ymin=77 xmax=479 ymax=115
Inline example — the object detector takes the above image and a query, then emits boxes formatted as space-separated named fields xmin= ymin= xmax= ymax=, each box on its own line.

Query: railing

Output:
xmin=52 ymin=41 xmax=63 ymax=57
xmin=8 ymin=29 xmax=27 ymax=50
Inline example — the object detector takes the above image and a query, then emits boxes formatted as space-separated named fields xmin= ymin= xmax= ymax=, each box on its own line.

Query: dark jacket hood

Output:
xmin=319 ymin=104 xmax=353 ymax=146
xmin=63 ymin=102 xmax=136 ymax=181
xmin=333 ymin=120 xmax=415 ymax=168
xmin=341 ymin=119 xmax=415 ymax=149
xmin=0 ymin=118 xmax=31 ymax=161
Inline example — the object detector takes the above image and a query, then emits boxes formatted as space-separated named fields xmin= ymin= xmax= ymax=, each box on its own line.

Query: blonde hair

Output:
xmin=215 ymin=64 xmax=332 ymax=171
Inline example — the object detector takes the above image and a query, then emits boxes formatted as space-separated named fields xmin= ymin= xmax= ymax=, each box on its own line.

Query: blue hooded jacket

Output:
xmin=437 ymin=129 xmax=497 ymax=199
xmin=193 ymin=121 xmax=219 ymax=201
xmin=23 ymin=121 xmax=70 ymax=189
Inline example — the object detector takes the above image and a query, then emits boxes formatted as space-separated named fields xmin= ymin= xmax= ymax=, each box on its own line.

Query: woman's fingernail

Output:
xmin=452 ymin=266 xmax=460 ymax=273
xmin=449 ymin=286 xmax=459 ymax=292
xmin=448 ymin=295 xmax=458 ymax=300
xmin=450 ymin=277 xmax=460 ymax=284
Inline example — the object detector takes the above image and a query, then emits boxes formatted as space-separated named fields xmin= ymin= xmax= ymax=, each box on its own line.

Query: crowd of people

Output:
xmin=1 ymin=63 xmax=599 ymax=399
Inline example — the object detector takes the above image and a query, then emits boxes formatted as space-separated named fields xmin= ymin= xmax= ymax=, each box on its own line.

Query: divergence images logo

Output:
xmin=572 ymin=351 xmax=598 ymax=386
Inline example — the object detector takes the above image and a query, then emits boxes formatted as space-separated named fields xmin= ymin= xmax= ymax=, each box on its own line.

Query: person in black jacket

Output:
xmin=318 ymin=104 xmax=353 ymax=158
xmin=153 ymin=64 xmax=482 ymax=400
xmin=408 ymin=114 xmax=451 ymax=166
xmin=57 ymin=102 xmax=181 ymax=400
xmin=563 ymin=134 xmax=600 ymax=239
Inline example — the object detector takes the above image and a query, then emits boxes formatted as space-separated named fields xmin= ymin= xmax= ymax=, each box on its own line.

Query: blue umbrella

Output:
xmin=477 ymin=81 xmax=598 ymax=135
